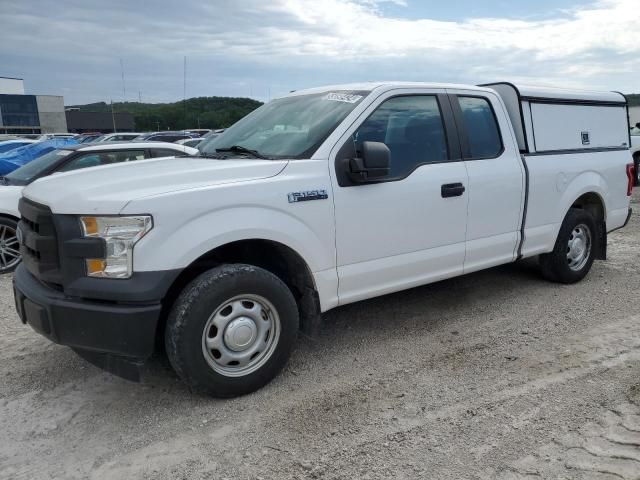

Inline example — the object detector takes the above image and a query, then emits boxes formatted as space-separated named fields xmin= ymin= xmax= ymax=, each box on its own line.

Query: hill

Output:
xmin=68 ymin=96 xmax=263 ymax=131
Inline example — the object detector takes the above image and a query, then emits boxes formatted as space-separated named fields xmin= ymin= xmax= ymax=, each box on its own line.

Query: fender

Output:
xmin=132 ymin=205 xmax=335 ymax=274
xmin=555 ymin=170 xmax=608 ymax=236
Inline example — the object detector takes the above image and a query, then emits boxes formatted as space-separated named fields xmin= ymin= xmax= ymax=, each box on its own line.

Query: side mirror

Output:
xmin=348 ymin=141 xmax=390 ymax=183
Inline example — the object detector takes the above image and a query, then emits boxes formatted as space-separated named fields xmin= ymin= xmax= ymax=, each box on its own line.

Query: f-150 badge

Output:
xmin=287 ymin=190 xmax=329 ymax=203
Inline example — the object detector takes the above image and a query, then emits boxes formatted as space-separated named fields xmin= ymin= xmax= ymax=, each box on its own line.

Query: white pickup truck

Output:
xmin=13 ymin=82 xmax=634 ymax=397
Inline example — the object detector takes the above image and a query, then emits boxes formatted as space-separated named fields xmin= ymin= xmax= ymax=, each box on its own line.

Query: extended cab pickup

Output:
xmin=13 ymin=82 xmax=635 ymax=397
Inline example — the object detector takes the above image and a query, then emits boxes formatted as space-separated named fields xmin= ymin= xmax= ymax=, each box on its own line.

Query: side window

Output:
xmin=353 ymin=96 xmax=448 ymax=179
xmin=57 ymin=150 xmax=145 ymax=172
xmin=456 ymin=97 xmax=502 ymax=159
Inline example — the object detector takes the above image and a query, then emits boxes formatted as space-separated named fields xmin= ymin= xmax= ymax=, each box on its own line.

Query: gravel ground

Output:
xmin=1 ymin=192 xmax=640 ymax=480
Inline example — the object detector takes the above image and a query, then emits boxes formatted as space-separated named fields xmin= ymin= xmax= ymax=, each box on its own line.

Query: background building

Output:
xmin=0 ymin=76 xmax=67 ymax=134
xmin=65 ymin=109 xmax=135 ymax=133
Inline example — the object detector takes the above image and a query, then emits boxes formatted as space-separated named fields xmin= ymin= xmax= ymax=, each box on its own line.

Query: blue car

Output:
xmin=0 ymin=138 xmax=78 ymax=175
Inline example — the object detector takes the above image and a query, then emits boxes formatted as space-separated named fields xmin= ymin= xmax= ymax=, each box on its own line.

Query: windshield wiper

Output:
xmin=198 ymin=152 xmax=229 ymax=159
xmin=215 ymin=145 xmax=268 ymax=159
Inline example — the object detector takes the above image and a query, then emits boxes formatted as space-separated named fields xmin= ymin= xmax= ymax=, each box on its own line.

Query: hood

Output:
xmin=23 ymin=156 xmax=288 ymax=214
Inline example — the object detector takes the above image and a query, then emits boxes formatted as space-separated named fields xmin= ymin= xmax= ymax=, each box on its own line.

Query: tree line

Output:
xmin=68 ymin=96 xmax=263 ymax=131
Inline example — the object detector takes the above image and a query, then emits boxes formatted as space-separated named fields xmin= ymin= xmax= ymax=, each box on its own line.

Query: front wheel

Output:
xmin=0 ymin=217 xmax=21 ymax=274
xmin=539 ymin=208 xmax=597 ymax=284
xmin=165 ymin=264 xmax=299 ymax=397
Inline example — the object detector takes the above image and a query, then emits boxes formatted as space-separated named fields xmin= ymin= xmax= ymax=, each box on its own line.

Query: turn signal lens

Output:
xmin=86 ymin=259 xmax=106 ymax=275
xmin=81 ymin=216 xmax=98 ymax=236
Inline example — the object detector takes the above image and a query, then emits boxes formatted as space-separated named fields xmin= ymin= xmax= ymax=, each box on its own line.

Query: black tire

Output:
xmin=539 ymin=208 xmax=597 ymax=284
xmin=0 ymin=217 xmax=21 ymax=274
xmin=165 ymin=264 xmax=299 ymax=397
xmin=634 ymin=153 xmax=640 ymax=187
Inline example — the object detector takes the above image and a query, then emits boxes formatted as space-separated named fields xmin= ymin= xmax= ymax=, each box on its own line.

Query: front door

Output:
xmin=329 ymin=89 xmax=469 ymax=305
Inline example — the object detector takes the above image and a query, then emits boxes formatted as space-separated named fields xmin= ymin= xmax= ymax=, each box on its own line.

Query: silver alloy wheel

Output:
xmin=201 ymin=294 xmax=281 ymax=377
xmin=0 ymin=224 xmax=21 ymax=271
xmin=566 ymin=224 xmax=592 ymax=272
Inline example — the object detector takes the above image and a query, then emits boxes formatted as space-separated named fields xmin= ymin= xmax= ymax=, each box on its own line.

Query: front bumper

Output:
xmin=13 ymin=264 xmax=162 ymax=379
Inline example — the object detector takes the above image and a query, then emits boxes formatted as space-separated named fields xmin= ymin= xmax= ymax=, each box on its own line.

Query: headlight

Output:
xmin=80 ymin=216 xmax=153 ymax=279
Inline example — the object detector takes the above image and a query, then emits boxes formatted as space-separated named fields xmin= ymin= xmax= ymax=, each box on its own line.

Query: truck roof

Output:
xmin=288 ymin=82 xmax=496 ymax=96
xmin=290 ymin=81 xmax=626 ymax=104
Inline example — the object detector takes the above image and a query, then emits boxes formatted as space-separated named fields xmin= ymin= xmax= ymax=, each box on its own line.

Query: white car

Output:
xmin=92 ymin=132 xmax=144 ymax=143
xmin=0 ymin=141 xmax=198 ymax=272
xmin=13 ymin=82 xmax=634 ymax=397
xmin=0 ymin=139 xmax=37 ymax=154
xmin=32 ymin=133 xmax=77 ymax=141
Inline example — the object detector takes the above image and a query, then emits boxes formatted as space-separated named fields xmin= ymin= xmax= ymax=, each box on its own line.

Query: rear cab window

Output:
xmin=455 ymin=96 xmax=503 ymax=159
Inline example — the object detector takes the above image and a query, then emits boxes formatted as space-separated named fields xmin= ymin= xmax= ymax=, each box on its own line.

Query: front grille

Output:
xmin=18 ymin=197 xmax=61 ymax=284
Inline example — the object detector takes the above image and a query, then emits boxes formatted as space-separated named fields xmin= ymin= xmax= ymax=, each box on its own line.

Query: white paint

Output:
xmin=529 ymin=103 xmax=629 ymax=151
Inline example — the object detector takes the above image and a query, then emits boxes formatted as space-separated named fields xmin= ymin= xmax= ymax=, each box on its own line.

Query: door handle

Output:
xmin=441 ymin=183 xmax=465 ymax=198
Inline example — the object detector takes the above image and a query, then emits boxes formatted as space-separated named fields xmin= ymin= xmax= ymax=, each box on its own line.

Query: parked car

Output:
xmin=93 ymin=132 xmax=144 ymax=143
xmin=176 ymin=137 xmax=204 ymax=148
xmin=75 ymin=133 xmax=104 ymax=143
xmin=185 ymin=129 xmax=212 ymax=137
xmin=631 ymin=125 xmax=640 ymax=186
xmin=32 ymin=133 xmax=77 ymax=141
xmin=0 ymin=138 xmax=78 ymax=176
xmin=0 ymin=141 xmax=197 ymax=273
xmin=135 ymin=132 xmax=197 ymax=143
xmin=0 ymin=139 xmax=37 ymax=154
xmin=16 ymin=134 xmax=42 ymax=140
xmin=13 ymin=82 xmax=633 ymax=397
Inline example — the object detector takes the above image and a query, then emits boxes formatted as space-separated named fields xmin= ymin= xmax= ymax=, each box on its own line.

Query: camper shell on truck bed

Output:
xmin=481 ymin=83 xmax=630 ymax=154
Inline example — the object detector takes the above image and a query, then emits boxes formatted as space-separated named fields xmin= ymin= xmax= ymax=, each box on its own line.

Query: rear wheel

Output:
xmin=539 ymin=208 xmax=597 ymax=284
xmin=0 ymin=218 xmax=21 ymax=274
xmin=165 ymin=264 xmax=299 ymax=397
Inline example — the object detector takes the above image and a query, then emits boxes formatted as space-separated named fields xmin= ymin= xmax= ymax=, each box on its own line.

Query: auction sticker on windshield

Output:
xmin=323 ymin=92 xmax=363 ymax=103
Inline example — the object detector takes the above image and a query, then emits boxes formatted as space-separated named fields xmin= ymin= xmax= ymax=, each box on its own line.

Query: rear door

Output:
xmin=446 ymin=89 xmax=525 ymax=273
xmin=330 ymin=88 xmax=469 ymax=305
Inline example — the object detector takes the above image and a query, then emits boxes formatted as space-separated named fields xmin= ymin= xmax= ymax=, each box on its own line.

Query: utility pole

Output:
xmin=120 ymin=58 xmax=126 ymax=101
xmin=183 ymin=56 xmax=187 ymax=131
xmin=138 ymin=90 xmax=142 ymax=102
xmin=110 ymin=99 xmax=117 ymax=132
xmin=156 ymin=120 xmax=160 ymax=132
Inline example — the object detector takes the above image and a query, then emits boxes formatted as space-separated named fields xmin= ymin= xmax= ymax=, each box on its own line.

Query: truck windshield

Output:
xmin=4 ymin=149 xmax=74 ymax=185
xmin=198 ymin=90 xmax=369 ymax=159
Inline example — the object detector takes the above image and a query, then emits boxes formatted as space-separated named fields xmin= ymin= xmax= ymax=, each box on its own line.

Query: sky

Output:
xmin=1 ymin=0 xmax=639 ymax=105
